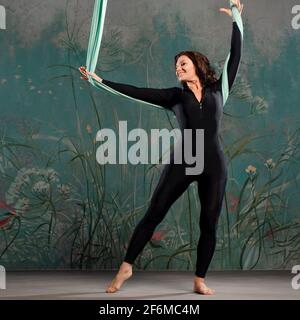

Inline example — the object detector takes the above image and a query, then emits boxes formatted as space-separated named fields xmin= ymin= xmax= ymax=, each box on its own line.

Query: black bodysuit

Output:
xmin=101 ymin=21 xmax=242 ymax=278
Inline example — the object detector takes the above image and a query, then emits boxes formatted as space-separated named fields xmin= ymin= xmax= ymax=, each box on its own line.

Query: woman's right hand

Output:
xmin=78 ymin=66 xmax=103 ymax=82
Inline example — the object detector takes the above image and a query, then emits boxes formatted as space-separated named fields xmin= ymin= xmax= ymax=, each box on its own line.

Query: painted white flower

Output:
xmin=6 ymin=167 xmax=60 ymax=204
xmin=264 ymin=158 xmax=275 ymax=169
xmin=32 ymin=181 xmax=50 ymax=195
xmin=245 ymin=165 xmax=257 ymax=175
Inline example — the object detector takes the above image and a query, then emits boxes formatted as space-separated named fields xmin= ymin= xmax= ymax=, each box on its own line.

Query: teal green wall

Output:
xmin=0 ymin=0 xmax=299 ymax=271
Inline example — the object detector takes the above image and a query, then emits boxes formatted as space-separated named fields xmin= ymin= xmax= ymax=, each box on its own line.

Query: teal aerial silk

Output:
xmin=85 ymin=0 xmax=243 ymax=109
xmin=85 ymin=0 xmax=166 ymax=110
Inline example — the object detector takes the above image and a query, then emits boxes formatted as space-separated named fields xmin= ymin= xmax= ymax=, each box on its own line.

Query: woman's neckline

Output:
xmin=184 ymin=84 xmax=205 ymax=104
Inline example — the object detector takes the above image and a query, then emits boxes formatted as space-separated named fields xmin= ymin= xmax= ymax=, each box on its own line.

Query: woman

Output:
xmin=79 ymin=0 xmax=244 ymax=295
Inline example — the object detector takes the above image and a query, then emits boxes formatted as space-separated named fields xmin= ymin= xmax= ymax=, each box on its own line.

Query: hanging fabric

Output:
xmin=85 ymin=0 xmax=165 ymax=109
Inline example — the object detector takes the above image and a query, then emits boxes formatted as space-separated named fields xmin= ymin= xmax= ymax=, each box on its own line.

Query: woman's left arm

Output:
xmin=219 ymin=0 xmax=244 ymax=106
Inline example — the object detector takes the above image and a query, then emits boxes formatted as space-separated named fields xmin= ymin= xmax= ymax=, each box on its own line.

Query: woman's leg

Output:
xmin=195 ymin=173 xmax=227 ymax=278
xmin=192 ymin=170 xmax=227 ymax=295
xmin=124 ymin=162 xmax=194 ymax=264
xmin=106 ymin=163 xmax=193 ymax=293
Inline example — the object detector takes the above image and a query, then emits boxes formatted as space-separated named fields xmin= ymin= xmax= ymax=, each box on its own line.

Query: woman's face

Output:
xmin=175 ymin=55 xmax=198 ymax=82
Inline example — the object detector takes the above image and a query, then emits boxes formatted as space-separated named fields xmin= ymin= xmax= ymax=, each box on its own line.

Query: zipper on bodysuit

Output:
xmin=184 ymin=86 xmax=204 ymax=109
xmin=199 ymin=87 xmax=205 ymax=109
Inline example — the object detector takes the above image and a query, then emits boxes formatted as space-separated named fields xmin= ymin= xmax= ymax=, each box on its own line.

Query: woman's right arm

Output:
xmin=101 ymin=78 xmax=177 ymax=110
xmin=79 ymin=66 xmax=177 ymax=110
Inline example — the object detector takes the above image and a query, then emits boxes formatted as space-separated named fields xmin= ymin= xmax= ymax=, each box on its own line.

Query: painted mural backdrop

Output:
xmin=0 ymin=0 xmax=299 ymax=271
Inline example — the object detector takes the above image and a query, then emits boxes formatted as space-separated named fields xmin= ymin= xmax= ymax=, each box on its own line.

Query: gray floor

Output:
xmin=0 ymin=270 xmax=299 ymax=300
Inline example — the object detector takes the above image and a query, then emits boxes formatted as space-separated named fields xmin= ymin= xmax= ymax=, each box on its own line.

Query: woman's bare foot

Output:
xmin=193 ymin=277 xmax=215 ymax=295
xmin=105 ymin=262 xmax=133 ymax=293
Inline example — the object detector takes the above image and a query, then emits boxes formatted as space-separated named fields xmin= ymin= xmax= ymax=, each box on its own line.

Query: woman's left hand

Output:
xmin=219 ymin=0 xmax=244 ymax=17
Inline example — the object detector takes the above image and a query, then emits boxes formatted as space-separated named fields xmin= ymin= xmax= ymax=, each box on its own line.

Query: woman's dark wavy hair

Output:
xmin=174 ymin=51 xmax=218 ymax=87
